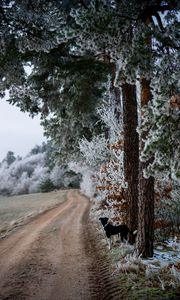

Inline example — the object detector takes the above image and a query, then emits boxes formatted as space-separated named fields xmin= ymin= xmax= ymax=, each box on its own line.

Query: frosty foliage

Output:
xmin=96 ymin=82 xmax=123 ymax=143
xmin=50 ymin=165 xmax=66 ymax=188
xmin=69 ymin=0 xmax=139 ymax=81
xmin=77 ymin=86 xmax=126 ymax=220
xmin=141 ymin=54 xmax=180 ymax=184
xmin=1 ymin=0 xmax=179 ymax=188
xmin=68 ymin=161 xmax=96 ymax=197
xmin=79 ymin=82 xmax=123 ymax=171
xmin=1 ymin=1 xmax=69 ymax=53
xmin=0 ymin=146 xmax=80 ymax=196
xmin=79 ymin=135 xmax=109 ymax=168
xmin=70 ymin=0 xmax=180 ymax=184
xmin=155 ymin=180 xmax=180 ymax=238
xmin=0 ymin=1 xmax=70 ymax=99
xmin=69 ymin=0 xmax=176 ymax=82
xmin=113 ymin=240 xmax=180 ymax=291
xmin=0 ymin=153 xmax=48 ymax=195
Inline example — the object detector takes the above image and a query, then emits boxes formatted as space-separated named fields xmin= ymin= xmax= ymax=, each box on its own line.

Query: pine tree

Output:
xmin=0 ymin=0 xmax=179 ymax=257
xmin=122 ymin=83 xmax=139 ymax=239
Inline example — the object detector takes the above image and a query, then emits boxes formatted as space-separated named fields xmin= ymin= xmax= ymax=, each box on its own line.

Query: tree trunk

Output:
xmin=122 ymin=83 xmax=139 ymax=241
xmin=137 ymin=78 xmax=155 ymax=257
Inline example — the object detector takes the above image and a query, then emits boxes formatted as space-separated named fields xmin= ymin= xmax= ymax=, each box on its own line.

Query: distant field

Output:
xmin=0 ymin=190 xmax=68 ymax=238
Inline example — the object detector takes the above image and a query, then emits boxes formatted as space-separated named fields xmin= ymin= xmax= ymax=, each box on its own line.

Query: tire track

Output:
xmin=81 ymin=196 xmax=123 ymax=300
xmin=0 ymin=191 xmax=123 ymax=300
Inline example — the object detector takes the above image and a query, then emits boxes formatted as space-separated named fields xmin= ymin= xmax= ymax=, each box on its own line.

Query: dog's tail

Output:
xmin=133 ymin=230 xmax=137 ymax=235
xmin=128 ymin=228 xmax=137 ymax=235
xmin=129 ymin=229 xmax=137 ymax=244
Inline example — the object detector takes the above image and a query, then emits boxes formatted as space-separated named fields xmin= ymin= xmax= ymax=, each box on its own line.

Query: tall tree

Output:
xmin=69 ymin=0 xmax=141 ymax=235
xmin=0 ymin=0 xmax=179 ymax=257
xmin=138 ymin=78 xmax=155 ymax=257
xmin=122 ymin=83 xmax=139 ymax=238
xmin=136 ymin=2 xmax=179 ymax=257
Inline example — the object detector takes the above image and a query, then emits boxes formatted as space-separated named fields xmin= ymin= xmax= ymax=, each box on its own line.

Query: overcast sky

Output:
xmin=0 ymin=98 xmax=46 ymax=161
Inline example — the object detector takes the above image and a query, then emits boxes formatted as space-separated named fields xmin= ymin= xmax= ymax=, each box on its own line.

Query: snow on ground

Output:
xmin=150 ymin=238 xmax=180 ymax=267
xmin=99 ymin=232 xmax=180 ymax=290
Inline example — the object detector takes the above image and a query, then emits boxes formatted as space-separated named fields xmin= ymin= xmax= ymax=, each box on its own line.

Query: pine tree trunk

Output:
xmin=137 ymin=78 xmax=154 ymax=257
xmin=122 ymin=83 xmax=139 ymax=240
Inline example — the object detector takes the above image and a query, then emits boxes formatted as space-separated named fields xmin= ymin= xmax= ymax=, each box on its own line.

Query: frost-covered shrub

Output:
xmin=76 ymin=86 xmax=127 ymax=222
xmin=50 ymin=165 xmax=66 ymax=188
xmin=79 ymin=135 xmax=109 ymax=168
xmin=50 ymin=164 xmax=80 ymax=189
xmin=155 ymin=180 xmax=180 ymax=239
xmin=80 ymin=169 xmax=95 ymax=198
xmin=0 ymin=153 xmax=49 ymax=195
xmin=0 ymin=148 xmax=80 ymax=195
xmin=96 ymin=83 xmax=123 ymax=143
xmin=12 ymin=172 xmax=31 ymax=195
xmin=39 ymin=178 xmax=56 ymax=193
xmin=68 ymin=161 xmax=95 ymax=197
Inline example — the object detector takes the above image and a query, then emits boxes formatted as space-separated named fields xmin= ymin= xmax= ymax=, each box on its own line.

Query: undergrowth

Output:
xmin=96 ymin=223 xmax=180 ymax=300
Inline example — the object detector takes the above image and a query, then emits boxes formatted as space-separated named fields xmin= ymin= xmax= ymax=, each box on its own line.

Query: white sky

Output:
xmin=0 ymin=98 xmax=46 ymax=161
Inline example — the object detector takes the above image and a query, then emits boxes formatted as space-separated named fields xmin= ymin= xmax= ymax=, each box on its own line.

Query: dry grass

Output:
xmin=0 ymin=190 xmax=68 ymax=238
xmin=95 ymin=219 xmax=180 ymax=300
xmin=109 ymin=245 xmax=180 ymax=299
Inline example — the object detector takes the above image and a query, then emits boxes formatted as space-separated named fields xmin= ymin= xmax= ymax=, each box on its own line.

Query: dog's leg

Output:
xmin=109 ymin=237 xmax=112 ymax=250
xmin=121 ymin=233 xmax=125 ymax=243
xmin=114 ymin=235 xmax=118 ymax=244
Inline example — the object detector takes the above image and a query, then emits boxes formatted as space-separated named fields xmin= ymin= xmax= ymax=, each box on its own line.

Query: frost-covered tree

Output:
xmin=137 ymin=9 xmax=180 ymax=256
xmin=0 ymin=144 xmax=80 ymax=196
xmin=8 ymin=49 xmax=109 ymax=161
xmin=1 ymin=0 xmax=180 ymax=258
xmin=69 ymin=0 xmax=180 ymax=256
xmin=141 ymin=54 xmax=180 ymax=184
xmin=0 ymin=152 xmax=48 ymax=195
xmin=0 ymin=1 xmax=109 ymax=163
xmin=3 ymin=151 xmax=16 ymax=166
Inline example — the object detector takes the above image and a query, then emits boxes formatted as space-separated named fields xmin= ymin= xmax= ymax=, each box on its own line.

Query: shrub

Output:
xmin=39 ymin=179 xmax=56 ymax=193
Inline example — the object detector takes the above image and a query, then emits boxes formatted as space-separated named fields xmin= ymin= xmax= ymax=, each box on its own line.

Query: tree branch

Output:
xmin=80 ymin=1 xmax=88 ymax=9
xmin=153 ymin=12 xmax=164 ymax=31
xmin=138 ymin=3 xmax=177 ymax=23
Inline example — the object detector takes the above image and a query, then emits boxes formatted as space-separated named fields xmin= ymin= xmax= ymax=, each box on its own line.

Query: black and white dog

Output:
xmin=99 ymin=217 xmax=136 ymax=249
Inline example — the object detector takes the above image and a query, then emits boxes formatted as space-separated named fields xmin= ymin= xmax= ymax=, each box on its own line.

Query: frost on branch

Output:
xmin=154 ymin=180 xmax=180 ymax=239
xmin=77 ymin=86 xmax=127 ymax=222
xmin=96 ymin=82 xmax=123 ymax=143
xmin=0 ymin=147 xmax=80 ymax=196
xmin=68 ymin=161 xmax=96 ymax=198
xmin=140 ymin=54 xmax=180 ymax=184
xmin=79 ymin=135 xmax=109 ymax=168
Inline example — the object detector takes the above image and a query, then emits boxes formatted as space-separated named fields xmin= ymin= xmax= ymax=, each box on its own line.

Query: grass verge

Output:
xmin=0 ymin=190 xmax=68 ymax=239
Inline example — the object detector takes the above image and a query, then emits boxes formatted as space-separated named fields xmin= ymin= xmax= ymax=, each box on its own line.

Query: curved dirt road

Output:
xmin=0 ymin=190 xmax=120 ymax=300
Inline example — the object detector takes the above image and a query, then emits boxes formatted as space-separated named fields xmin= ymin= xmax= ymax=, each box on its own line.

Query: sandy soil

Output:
xmin=0 ymin=190 xmax=120 ymax=300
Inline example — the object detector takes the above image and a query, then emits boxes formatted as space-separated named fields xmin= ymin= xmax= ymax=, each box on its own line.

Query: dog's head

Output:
xmin=99 ymin=217 xmax=109 ymax=226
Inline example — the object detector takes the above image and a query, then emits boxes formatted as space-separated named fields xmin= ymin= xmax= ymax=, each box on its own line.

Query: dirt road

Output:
xmin=0 ymin=190 xmax=120 ymax=300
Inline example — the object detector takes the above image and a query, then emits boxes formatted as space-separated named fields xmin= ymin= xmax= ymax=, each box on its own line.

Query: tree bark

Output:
xmin=137 ymin=78 xmax=155 ymax=258
xmin=122 ymin=83 xmax=139 ymax=241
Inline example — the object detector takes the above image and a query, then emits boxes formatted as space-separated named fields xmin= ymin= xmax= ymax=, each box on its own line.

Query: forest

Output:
xmin=0 ymin=0 xmax=180 ymax=265
xmin=0 ymin=144 xmax=80 ymax=195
